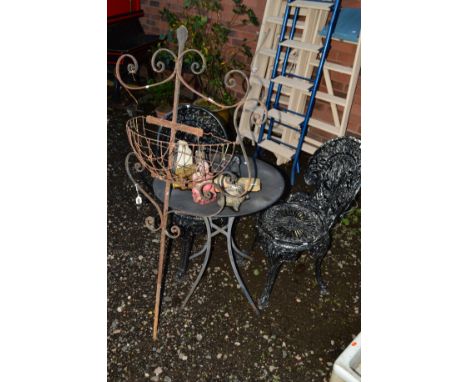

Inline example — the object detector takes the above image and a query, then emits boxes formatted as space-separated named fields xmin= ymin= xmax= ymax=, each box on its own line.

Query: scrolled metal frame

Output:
xmin=124 ymin=152 xmax=181 ymax=240
xmin=116 ymin=34 xmax=250 ymax=112
xmin=118 ymin=28 xmax=271 ymax=223
xmin=116 ymin=25 xmax=269 ymax=341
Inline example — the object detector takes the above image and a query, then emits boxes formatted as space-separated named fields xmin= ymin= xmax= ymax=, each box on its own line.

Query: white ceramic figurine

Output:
xmin=175 ymin=140 xmax=193 ymax=169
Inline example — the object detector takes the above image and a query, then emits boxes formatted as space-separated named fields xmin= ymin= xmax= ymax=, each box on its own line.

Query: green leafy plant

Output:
xmin=341 ymin=207 xmax=361 ymax=227
xmin=147 ymin=79 xmax=175 ymax=112
xmin=161 ymin=0 xmax=259 ymax=105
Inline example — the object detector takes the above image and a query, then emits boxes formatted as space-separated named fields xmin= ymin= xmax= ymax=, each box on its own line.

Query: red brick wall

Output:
xmin=139 ymin=0 xmax=265 ymax=55
xmin=139 ymin=0 xmax=361 ymax=136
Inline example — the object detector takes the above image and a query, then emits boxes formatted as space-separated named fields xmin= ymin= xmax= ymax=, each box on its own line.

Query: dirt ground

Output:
xmin=107 ymin=95 xmax=361 ymax=382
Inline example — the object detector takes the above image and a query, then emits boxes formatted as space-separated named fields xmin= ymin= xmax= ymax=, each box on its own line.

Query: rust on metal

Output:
xmin=145 ymin=115 xmax=204 ymax=138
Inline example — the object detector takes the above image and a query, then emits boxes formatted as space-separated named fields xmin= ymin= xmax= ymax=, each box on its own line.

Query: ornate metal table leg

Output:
xmin=181 ymin=217 xmax=212 ymax=309
xmin=189 ymin=242 xmax=209 ymax=260
xmin=210 ymin=220 xmax=251 ymax=264
xmin=231 ymin=239 xmax=253 ymax=261
xmin=229 ymin=219 xmax=253 ymax=261
xmin=226 ymin=217 xmax=260 ymax=315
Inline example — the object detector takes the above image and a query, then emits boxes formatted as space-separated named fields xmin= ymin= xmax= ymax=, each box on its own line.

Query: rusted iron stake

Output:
xmin=152 ymin=26 xmax=189 ymax=341
xmin=146 ymin=116 xmax=204 ymax=138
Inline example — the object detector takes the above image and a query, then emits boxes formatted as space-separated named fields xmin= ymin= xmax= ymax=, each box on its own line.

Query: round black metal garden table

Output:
xmin=153 ymin=157 xmax=285 ymax=314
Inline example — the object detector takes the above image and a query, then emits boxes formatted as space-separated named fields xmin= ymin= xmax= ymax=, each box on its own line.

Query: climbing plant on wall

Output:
xmin=161 ymin=0 xmax=259 ymax=104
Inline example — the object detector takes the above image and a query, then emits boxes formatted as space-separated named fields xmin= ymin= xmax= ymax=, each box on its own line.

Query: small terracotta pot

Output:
xmin=155 ymin=104 xmax=172 ymax=118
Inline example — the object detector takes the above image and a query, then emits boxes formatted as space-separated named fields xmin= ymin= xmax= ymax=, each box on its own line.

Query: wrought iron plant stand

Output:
xmin=116 ymin=26 xmax=267 ymax=340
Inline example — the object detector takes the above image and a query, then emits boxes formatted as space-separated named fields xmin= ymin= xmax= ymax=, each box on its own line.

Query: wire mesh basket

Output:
xmin=126 ymin=115 xmax=237 ymax=189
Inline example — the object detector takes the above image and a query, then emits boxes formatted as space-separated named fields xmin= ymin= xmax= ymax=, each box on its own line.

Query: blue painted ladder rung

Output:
xmin=253 ymin=1 xmax=295 ymax=159
xmin=276 ymin=106 xmax=305 ymax=118
xmin=290 ymin=0 xmax=342 ymax=185
xmin=269 ymin=137 xmax=297 ymax=150
xmin=271 ymin=119 xmax=301 ymax=132
xmin=255 ymin=0 xmax=342 ymax=185
xmin=286 ymin=73 xmax=314 ymax=82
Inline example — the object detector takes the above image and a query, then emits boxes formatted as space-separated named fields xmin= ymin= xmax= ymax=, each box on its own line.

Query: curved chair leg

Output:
xmin=258 ymin=254 xmax=284 ymax=310
xmin=176 ymin=227 xmax=194 ymax=279
xmin=312 ymin=235 xmax=331 ymax=294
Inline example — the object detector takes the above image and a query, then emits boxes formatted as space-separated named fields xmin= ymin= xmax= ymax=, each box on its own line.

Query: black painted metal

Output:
xmin=256 ymin=136 xmax=361 ymax=309
xmin=171 ymin=213 xmax=209 ymax=278
xmin=160 ymin=104 xmax=228 ymax=144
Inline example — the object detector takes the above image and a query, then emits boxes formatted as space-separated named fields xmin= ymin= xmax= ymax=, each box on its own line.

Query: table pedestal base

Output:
xmin=181 ymin=216 xmax=260 ymax=315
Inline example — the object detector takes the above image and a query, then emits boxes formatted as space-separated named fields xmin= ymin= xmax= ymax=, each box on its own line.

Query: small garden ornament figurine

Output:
xmin=175 ymin=140 xmax=193 ymax=169
xmin=192 ymin=161 xmax=217 ymax=204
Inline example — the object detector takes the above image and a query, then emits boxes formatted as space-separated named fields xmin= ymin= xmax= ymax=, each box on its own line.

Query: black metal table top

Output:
xmin=152 ymin=158 xmax=285 ymax=218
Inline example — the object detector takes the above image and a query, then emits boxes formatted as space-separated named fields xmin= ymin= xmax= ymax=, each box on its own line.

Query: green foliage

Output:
xmin=161 ymin=0 xmax=258 ymax=104
xmin=147 ymin=79 xmax=174 ymax=107
xmin=341 ymin=207 xmax=361 ymax=227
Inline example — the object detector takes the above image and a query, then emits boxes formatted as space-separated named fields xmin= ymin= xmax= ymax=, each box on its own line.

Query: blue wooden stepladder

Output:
xmin=255 ymin=0 xmax=342 ymax=185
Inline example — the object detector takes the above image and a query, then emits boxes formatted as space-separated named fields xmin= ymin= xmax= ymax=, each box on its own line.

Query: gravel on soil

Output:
xmin=107 ymin=97 xmax=360 ymax=382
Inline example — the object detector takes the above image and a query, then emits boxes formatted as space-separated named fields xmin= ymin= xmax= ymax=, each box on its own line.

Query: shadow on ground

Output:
xmin=107 ymin=95 xmax=360 ymax=382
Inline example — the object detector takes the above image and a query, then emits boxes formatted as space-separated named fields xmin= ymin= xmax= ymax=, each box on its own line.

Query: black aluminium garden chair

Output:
xmin=256 ymin=136 xmax=361 ymax=309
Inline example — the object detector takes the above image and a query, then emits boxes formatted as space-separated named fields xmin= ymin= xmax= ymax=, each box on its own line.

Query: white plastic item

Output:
xmin=329 ymin=333 xmax=361 ymax=382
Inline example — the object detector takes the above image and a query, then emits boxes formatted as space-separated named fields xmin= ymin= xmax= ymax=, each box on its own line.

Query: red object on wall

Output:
xmin=107 ymin=0 xmax=161 ymax=67
xmin=108 ymin=0 xmax=141 ymax=18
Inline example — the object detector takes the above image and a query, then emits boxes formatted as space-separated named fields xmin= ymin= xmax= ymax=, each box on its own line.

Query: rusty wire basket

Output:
xmin=126 ymin=115 xmax=237 ymax=189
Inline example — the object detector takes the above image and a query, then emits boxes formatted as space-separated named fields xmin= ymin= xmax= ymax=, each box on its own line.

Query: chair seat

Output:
xmin=259 ymin=203 xmax=326 ymax=249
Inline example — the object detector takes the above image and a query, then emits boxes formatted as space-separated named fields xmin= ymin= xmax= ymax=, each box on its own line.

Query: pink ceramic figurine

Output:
xmin=191 ymin=161 xmax=217 ymax=204
xmin=192 ymin=181 xmax=217 ymax=205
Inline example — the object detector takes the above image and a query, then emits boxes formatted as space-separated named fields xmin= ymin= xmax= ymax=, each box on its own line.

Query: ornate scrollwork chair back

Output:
xmin=160 ymin=104 xmax=228 ymax=145
xmin=304 ymin=136 xmax=361 ymax=229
